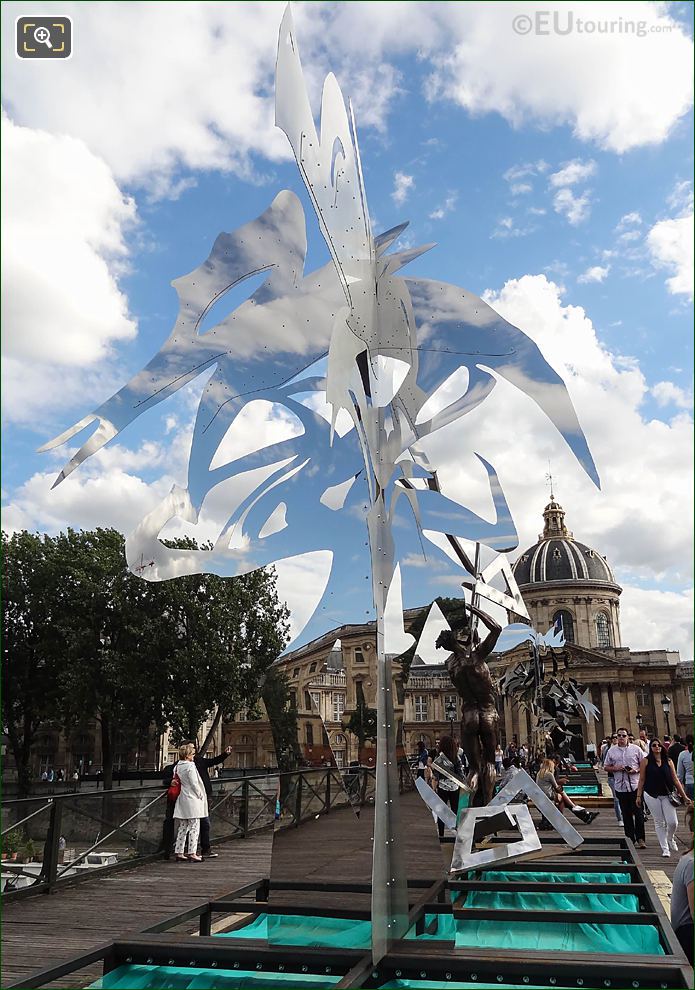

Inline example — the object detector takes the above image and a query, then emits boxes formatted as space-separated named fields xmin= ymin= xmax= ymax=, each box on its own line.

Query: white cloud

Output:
xmin=510 ymin=182 xmax=532 ymax=195
xmin=413 ymin=273 xmax=692 ymax=656
xmin=619 ymin=586 xmax=693 ymax=660
xmin=428 ymin=193 xmax=457 ymax=220
xmin=425 ymin=3 xmax=693 ymax=153
xmin=1 ymin=1 xmax=690 ymax=205
xmin=549 ymin=159 xmax=597 ymax=187
xmin=647 ymin=214 xmax=694 ymax=299
xmin=617 ymin=228 xmax=642 ymax=243
xmin=668 ymin=180 xmax=694 ymax=215
xmin=2 ymin=465 xmax=172 ymax=538
xmin=1 ymin=116 xmax=137 ymax=369
xmin=577 ymin=265 xmax=610 ymax=284
xmin=651 ymin=381 xmax=693 ymax=411
xmin=616 ymin=211 xmax=643 ymax=229
xmin=392 ymin=171 xmax=415 ymax=206
xmin=553 ymin=187 xmax=592 ymax=225
xmin=503 ymin=161 xmax=549 ymax=183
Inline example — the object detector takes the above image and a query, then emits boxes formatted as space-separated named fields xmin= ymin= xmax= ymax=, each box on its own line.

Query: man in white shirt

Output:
xmin=603 ymin=727 xmax=646 ymax=848
xmin=637 ymin=729 xmax=649 ymax=754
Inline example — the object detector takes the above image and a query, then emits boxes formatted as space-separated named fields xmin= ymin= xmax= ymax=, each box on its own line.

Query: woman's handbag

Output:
xmin=167 ymin=763 xmax=182 ymax=802
xmin=668 ymin=790 xmax=682 ymax=806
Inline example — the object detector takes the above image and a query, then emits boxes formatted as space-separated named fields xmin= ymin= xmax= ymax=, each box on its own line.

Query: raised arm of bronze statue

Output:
xmin=467 ymin=603 xmax=502 ymax=660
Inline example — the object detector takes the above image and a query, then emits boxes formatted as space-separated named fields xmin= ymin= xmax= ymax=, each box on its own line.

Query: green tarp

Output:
xmin=219 ymin=913 xmax=372 ymax=949
xmin=90 ymin=966 xmax=341 ymax=989
xmin=411 ymin=914 xmax=662 ymax=954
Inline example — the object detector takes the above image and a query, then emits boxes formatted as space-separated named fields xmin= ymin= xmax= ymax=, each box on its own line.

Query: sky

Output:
xmin=2 ymin=1 xmax=693 ymax=659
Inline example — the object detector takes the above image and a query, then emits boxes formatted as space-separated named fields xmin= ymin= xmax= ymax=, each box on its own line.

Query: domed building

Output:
xmin=227 ymin=496 xmax=692 ymax=768
xmin=512 ymin=496 xmax=622 ymax=651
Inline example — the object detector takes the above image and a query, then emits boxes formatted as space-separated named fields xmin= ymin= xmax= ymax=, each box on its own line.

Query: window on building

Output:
xmin=689 ymin=684 xmax=694 ymax=715
xmin=311 ymin=691 xmax=321 ymax=712
xmin=309 ymin=661 xmax=318 ymax=674
xmin=444 ymin=695 xmax=458 ymax=718
xmin=39 ymin=754 xmax=52 ymax=774
xmin=333 ymin=732 xmax=346 ymax=768
xmin=304 ymin=690 xmax=312 ymax=711
xmin=415 ymin=695 xmax=428 ymax=722
xmin=552 ymin=609 xmax=575 ymax=644
xmin=635 ymin=685 xmax=651 ymax=709
xmin=293 ymin=668 xmax=300 ymax=679
xmin=595 ymin=612 xmax=611 ymax=648
xmin=288 ymin=690 xmax=297 ymax=710
xmin=333 ymin=692 xmax=345 ymax=722
xmin=306 ymin=723 xmax=314 ymax=746
xmin=355 ymin=649 xmax=365 ymax=663
xmin=238 ymin=709 xmax=249 ymax=721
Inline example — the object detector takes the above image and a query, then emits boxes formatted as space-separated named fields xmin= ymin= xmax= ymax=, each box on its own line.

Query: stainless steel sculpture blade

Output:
xmin=41 ymin=2 xmax=603 ymax=967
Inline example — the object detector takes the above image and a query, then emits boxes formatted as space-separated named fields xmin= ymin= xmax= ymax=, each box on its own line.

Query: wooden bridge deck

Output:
xmin=2 ymin=798 xmax=690 ymax=989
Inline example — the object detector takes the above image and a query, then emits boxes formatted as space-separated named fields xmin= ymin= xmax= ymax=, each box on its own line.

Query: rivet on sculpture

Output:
xmin=41 ymin=4 xmax=600 ymax=962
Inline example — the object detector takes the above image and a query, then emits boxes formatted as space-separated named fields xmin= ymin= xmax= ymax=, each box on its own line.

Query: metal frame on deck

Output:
xmin=8 ymin=838 xmax=693 ymax=990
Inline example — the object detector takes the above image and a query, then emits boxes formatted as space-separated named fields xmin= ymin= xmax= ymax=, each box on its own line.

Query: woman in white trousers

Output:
xmin=173 ymin=742 xmax=208 ymax=862
xmin=637 ymin=738 xmax=692 ymax=857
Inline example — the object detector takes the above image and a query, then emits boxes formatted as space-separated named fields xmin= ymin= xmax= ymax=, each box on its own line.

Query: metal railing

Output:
xmin=1 ymin=764 xmax=413 ymax=900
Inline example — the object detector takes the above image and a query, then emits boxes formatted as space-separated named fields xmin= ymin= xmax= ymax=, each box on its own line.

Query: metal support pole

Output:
xmin=325 ymin=767 xmax=331 ymax=813
xmin=199 ymin=906 xmax=212 ymax=937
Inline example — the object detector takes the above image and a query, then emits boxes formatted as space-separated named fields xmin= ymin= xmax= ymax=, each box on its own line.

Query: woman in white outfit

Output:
xmin=636 ymin=737 xmax=693 ymax=857
xmin=173 ymin=742 xmax=208 ymax=862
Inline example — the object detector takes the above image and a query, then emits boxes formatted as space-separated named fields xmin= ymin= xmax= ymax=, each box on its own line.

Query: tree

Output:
xmin=158 ymin=540 xmax=290 ymax=754
xmin=345 ymin=680 xmax=377 ymax=756
xmin=51 ymin=528 xmax=169 ymax=791
xmin=2 ymin=531 xmax=66 ymax=795
xmin=261 ymin=665 xmax=300 ymax=772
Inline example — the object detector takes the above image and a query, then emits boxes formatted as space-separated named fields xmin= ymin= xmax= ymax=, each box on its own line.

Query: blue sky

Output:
xmin=2 ymin=2 xmax=693 ymax=657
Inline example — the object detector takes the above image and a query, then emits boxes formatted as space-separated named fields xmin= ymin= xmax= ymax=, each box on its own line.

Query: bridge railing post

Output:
xmin=239 ymin=779 xmax=249 ymax=839
xmin=44 ymin=798 xmax=63 ymax=894
xmin=294 ymin=773 xmax=303 ymax=827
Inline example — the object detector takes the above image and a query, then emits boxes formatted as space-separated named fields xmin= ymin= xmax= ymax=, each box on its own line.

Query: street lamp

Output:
xmin=636 ymin=712 xmax=643 ymax=730
xmin=660 ymin=696 xmax=672 ymax=736
xmin=445 ymin=700 xmax=457 ymax=740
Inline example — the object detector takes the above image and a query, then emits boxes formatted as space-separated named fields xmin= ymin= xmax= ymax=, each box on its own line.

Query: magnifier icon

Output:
xmin=34 ymin=26 xmax=53 ymax=49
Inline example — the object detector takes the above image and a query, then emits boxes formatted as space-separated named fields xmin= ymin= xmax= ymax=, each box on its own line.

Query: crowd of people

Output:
xmin=598 ymin=729 xmax=693 ymax=855
xmin=417 ymin=729 xmax=693 ymax=963
xmin=416 ymin=735 xmax=599 ymax=835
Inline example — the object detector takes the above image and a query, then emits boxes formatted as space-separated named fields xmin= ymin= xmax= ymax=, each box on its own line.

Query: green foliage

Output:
xmin=157 ymin=537 xmax=290 ymax=748
xmin=2 ymin=828 xmax=24 ymax=854
xmin=2 ymin=531 xmax=67 ymax=795
xmin=261 ymin=665 xmax=300 ymax=771
xmin=2 ymin=528 xmax=291 ymax=789
xmin=345 ymin=681 xmax=377 ymax=748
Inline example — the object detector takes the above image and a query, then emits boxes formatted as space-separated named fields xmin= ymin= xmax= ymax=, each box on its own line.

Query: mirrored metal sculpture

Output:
xmin=497 ymin=624 xmax=600 ymax=756
xmin=42 ymin=3 xmax=600 ymax=963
